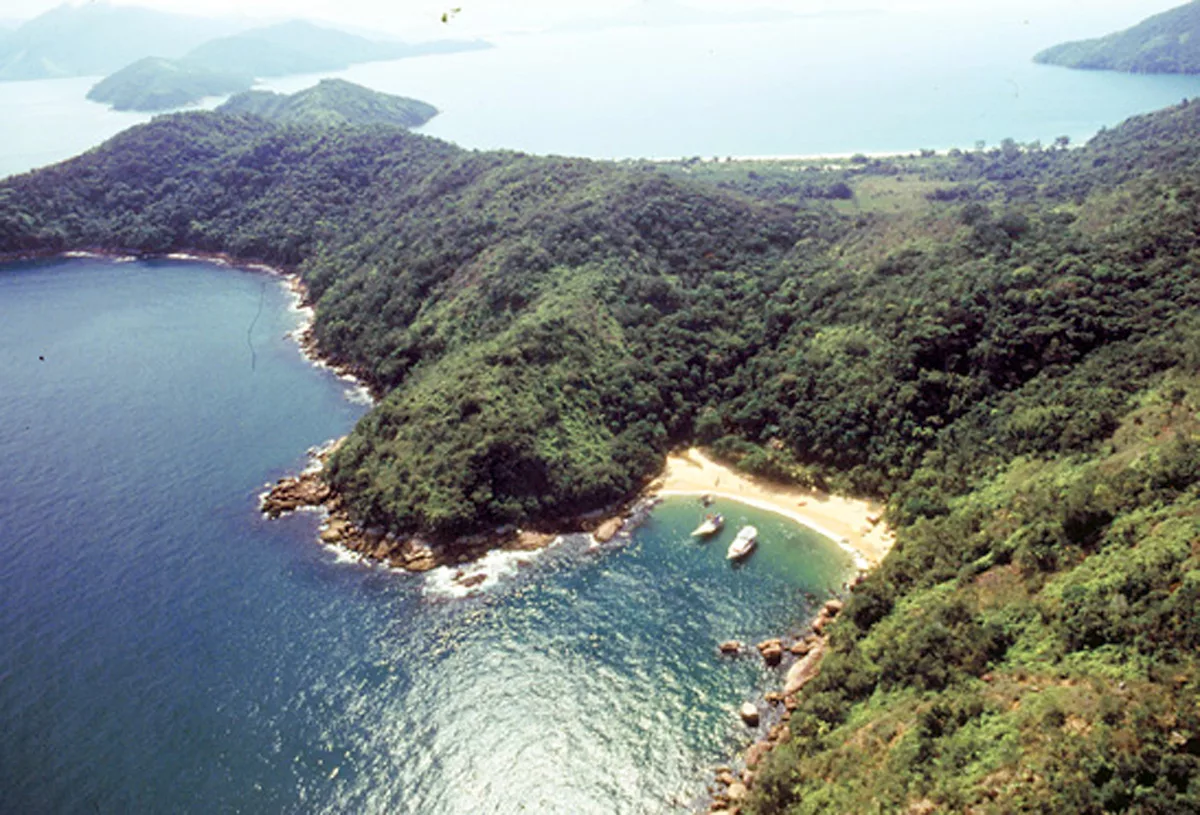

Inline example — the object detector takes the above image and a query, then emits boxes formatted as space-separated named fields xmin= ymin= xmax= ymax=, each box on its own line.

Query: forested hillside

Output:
xmin=1035 ymin=0 xmax=1200 ymax=74
xmin=1 ymin=100 xmax=1199 ymax=810
xmin=87 ymin=57 xmax=251 ymax=112
xmin=217 ymin=80 xmax=438 ymax=128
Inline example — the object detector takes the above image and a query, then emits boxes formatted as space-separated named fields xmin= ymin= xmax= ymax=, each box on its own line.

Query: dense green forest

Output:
xmin=217 ymin=80 xmax=437 ymax=129
xmin=1 ymin=99 xmax=1199 ymax=811
xmin=1035 ymin=0 xmax=1200 ymax=73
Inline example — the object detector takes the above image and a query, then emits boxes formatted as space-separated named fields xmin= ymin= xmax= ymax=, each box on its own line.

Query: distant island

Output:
xmin=218 ymin=80 xmax=438 ymax=128
xmin=1034 ymin=0 xmax=1200 ymax=73
xmin=82 ymin=18 xmax=484 ymax=113
xmin=1 ymin=5 xmax=489 ymax=86
xmin=86 ymin=19 xmax=488 ymax=112
xmin=87 ymin=58 xmax=252 ymax=112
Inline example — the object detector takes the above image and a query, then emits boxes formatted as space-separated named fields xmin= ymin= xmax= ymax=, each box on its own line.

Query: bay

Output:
xmin=0 ymin=257 xmax=852 ymax=813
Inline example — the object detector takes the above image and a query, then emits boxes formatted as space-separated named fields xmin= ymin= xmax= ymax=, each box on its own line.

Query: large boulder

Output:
xmin=757 ymin=638 xmax=784 ymax=666
xmin=319 ymin=518 xmax=351 ymax=543
xmin=739 ymin=703 xmax=760 ymax=726
xmin=784 ymin=637 xmax=828 ymax=695
xmin=593 ymin=517 xmax=623 ymax=542
xmin=745 ymin=741 xmax=770 ymax=769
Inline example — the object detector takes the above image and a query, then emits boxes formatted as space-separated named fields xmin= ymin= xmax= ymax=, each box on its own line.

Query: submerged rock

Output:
xmin=718 ymin=640 xmax=742 ymax=655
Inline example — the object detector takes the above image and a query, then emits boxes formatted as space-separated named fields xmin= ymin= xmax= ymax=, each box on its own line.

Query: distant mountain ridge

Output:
xmin=0 ymin=3 xmax=241 ymax=81
xmin=183 ymin=20 xmax=487 ymax=78
xmin=1034 ymin=0 xmax=1200 ymax=73
xmin=86 ymin=18 xmax=487 ymax=112
xmin=217 ymin=79 xmax=438 ymax=128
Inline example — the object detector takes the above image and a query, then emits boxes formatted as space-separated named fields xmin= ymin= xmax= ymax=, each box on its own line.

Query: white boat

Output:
xmin=691 ymin=513 xmax=724 ymax=537
xmin=726 ymin=525 xmax=757 ymax=560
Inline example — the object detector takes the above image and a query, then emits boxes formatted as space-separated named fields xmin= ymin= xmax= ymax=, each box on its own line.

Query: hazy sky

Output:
xmin=0 ymin=0 xmax=1183 ymax=39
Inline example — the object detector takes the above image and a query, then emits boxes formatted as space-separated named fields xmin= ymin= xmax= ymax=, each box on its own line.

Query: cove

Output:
xmin=0 ymin=257 xmax=852 ymax=813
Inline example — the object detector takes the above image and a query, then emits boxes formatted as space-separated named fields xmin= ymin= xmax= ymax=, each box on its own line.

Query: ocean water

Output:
xmin=0 ymin=77 xmax=222 ymax=181
xmin=4 ymin=7 xmax=1200 ymax=179
xmin=0 ymin=257 xmax=852 ymax=813
xmin=294 ymin=10 xmax=1200 ymax=160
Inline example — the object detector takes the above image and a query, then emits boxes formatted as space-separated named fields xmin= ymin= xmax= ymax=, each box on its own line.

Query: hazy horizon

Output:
xmin=0 ymin=0 xmax=1187 ymax=42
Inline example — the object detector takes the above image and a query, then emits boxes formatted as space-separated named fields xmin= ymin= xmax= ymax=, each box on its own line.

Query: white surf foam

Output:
xmin=422 ymin=539 xmax=564 ymax=600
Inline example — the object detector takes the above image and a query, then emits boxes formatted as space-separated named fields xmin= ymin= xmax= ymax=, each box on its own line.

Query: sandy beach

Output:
xmin=649 ymin=448 xmax=894 ymax=570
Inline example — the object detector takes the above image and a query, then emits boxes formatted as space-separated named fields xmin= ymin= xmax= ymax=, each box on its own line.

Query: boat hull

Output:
xmin=726 ymin=526 xmax=757 ymax=560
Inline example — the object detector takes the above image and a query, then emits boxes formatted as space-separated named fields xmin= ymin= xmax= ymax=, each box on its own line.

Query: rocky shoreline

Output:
xmin=705 ymin=594 xmax=852 ymax=814
xmin=261 ymin=442 xmax=644 ymax=575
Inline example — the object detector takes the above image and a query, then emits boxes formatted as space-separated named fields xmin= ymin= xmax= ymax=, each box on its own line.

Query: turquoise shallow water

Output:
xmin=0 ymin=257 xmax=852 ymax=813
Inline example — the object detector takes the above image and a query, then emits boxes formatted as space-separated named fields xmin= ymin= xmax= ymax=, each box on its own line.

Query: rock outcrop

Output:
xmin=592 ymin=517 xmax=624 ymax=543
xmin=262 ymin=470 xmax=331 ymax=517
xmin=785 ymin=636 xmax=828 ymax=696
xmin=757 ymin=638 xmax=784 ymax=666
xmin=262 ymin=446 xmax=644 ymax=574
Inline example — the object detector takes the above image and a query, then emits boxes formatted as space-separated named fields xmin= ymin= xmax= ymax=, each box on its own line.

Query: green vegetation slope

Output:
xmin=217 ymin=80 xmax=437 ymax=128
xmin=2 ymin=99 xmax=1200 ymax=810
xmin=86 ymin=57 xmax=251 ymax=112
xmin=1035 ymin=1 xmax=1200 ymax=73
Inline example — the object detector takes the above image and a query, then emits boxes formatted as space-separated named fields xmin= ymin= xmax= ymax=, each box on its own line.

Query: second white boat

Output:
xmin=726 ymin=525 xmax=757 ymax=560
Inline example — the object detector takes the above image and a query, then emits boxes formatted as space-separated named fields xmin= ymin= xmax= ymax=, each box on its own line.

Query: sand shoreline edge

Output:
xmin=648 ymin=447 xmax=895 ymax=571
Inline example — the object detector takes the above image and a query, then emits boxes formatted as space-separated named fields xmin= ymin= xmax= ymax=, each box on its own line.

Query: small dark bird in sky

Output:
xmin=38 ymin=355 xmax=44 ymax=361
xmin=441 ymin=7 xmax=462 ymax=24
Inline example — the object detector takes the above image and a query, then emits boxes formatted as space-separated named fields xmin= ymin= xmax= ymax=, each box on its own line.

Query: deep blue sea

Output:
xmin=0 ymin=257 xmax=852 ymax=813
xmin=4 ymin=6 xmax=1200 ymax=178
